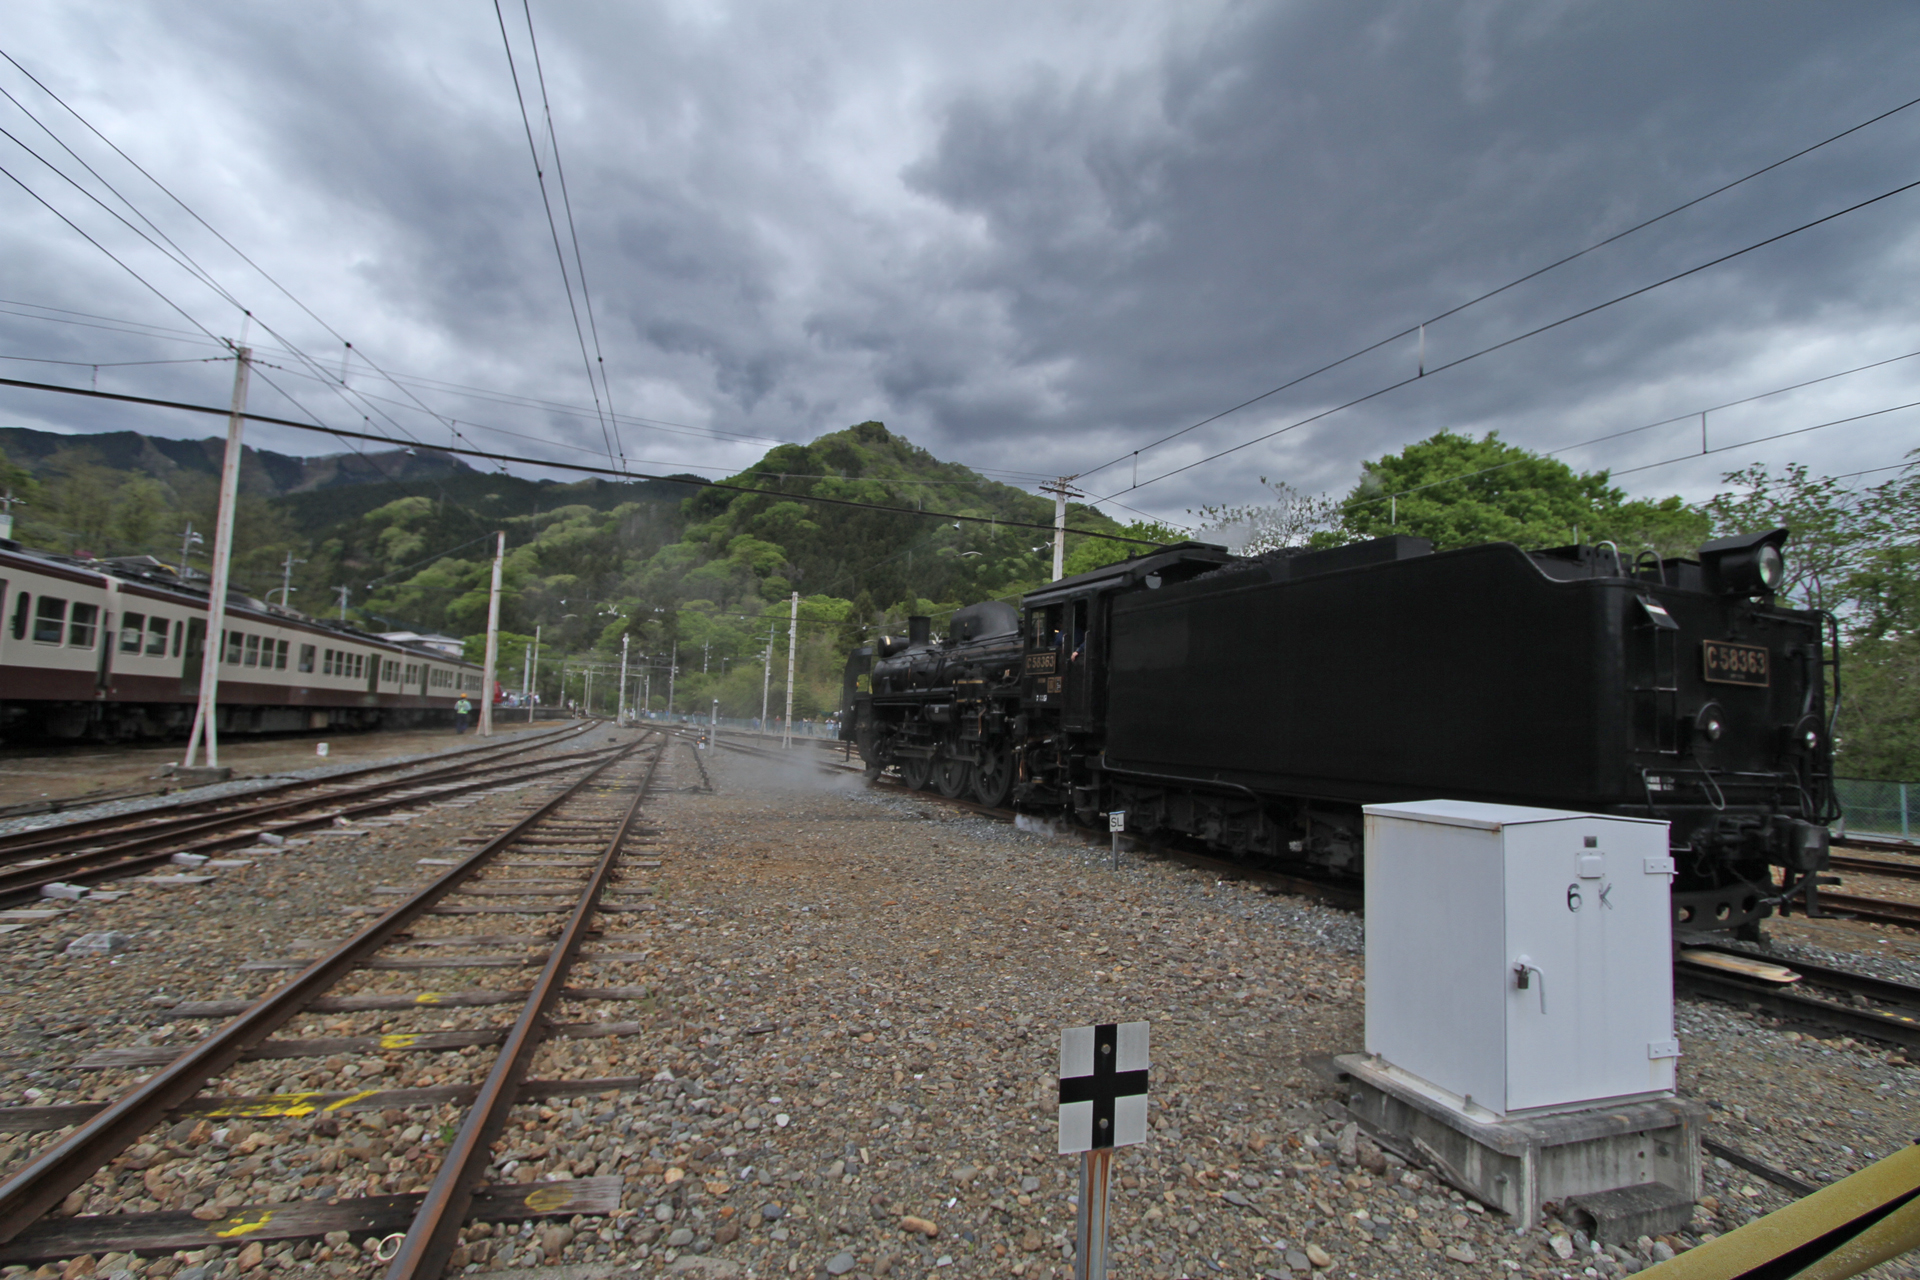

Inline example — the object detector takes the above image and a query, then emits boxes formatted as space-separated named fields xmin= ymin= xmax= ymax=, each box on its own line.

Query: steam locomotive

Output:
xmin=841 ymin=529 xmax=1836 ymax=936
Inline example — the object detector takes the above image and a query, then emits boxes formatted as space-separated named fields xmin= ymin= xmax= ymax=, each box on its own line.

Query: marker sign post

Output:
xmin=1108 ymin=810 xmax=1125 ymax=869
xmin=1059 ymin=1021 xmax=1149 ymax=1280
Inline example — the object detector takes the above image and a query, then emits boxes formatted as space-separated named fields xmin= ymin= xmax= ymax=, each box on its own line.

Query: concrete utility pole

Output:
xmin=0 ymin=489 xmax=26 ymax=542
xmin=782 ymin=591 xmax=799 ymax=749
xmin=181 ymin=345 xmax=251 ymax=770
xmin=176 ymin=521 xmax=201 ymax=573
xmin=759 ymin=621 xmax=774 ymax=737
xmin=333 ymin=585 xmax=350 ymax=620
xmin=1040 ymin=476 xmax=1084 ymax=582
xmin=618 ymin=633 xmax=630 ymax=724
xmin=479 ymin=531 xmax=504 ymax=737
xmin=666 ymin=640 xmax=678 ymax=720
xmin=270 ymin=550 xmax=305 ymax=606
xmin=523 ymin=623 xmax=539 ymax=721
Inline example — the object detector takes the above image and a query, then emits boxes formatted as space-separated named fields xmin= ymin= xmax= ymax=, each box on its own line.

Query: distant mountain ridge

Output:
xmin=0 ymin=426 xmax=472 ymax=496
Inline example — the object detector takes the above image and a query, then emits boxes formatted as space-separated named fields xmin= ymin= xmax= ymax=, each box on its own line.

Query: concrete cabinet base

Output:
xmin=1335 ymin=1053 xmax=1702 ymax=1233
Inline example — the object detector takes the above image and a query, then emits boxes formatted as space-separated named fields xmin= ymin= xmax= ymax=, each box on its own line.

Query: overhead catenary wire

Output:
xmin=518 ymin=0 xmax=624 ymax=474
xmin=0 ymin=45 xmax=535 ymax=495
xmin=0 ymin=375 xmax=1170 ymax=548
xmin=1093 ymin=171 xmax=1920 ymax=504
xmin=490 ymin=0 xmax=620 ymax=477
xmin=1343 ymin=345 xmax=1920 ymax=515
xmin=1075 ymin=90 xmax=1920 ymax=487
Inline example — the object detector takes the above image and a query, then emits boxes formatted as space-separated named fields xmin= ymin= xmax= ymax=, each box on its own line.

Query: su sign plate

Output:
xmin=1058 ymin=1021 xmax=1150 ymax=1153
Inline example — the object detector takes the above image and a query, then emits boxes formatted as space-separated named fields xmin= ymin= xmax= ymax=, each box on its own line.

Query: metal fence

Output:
xmin=1834 ymin=777 xmax=1915 ymax=839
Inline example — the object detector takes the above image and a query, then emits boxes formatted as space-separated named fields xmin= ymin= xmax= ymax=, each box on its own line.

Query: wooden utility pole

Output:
xmin=182 ymin=346 xmax=251 ymax=770
xmin=479 ymin=531 xmax=504 ymax=737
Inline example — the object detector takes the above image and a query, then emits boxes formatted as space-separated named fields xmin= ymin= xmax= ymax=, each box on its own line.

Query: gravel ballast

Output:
xmin=0 ymin=741 xmax=1913 ymax=1280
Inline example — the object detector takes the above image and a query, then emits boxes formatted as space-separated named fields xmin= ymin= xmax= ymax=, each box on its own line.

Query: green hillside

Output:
xmin=0 ymin=420 xmax=1155 ymax=719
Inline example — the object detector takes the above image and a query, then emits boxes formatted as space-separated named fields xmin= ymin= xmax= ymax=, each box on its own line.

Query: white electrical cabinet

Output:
xmin=1363 ymin=800 xmax=1678 ymax=1117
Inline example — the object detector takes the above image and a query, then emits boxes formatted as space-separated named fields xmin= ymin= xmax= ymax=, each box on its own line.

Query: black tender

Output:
xmin=842 ymin=530 xmax=1837 ymax=936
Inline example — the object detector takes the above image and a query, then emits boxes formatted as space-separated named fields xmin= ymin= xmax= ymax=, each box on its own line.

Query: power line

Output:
xmin=519 ymin=0 xmax=624 ymax=473
xmin=1344 ymin=345 xmax=1920 ymax=513
xmin=1076 ymin=90 xmax=1920 ymax=486
xmin=1094 ymin=171 xmax=1920 ymax=503
xmin=0 ymin=374 xmax=1170 ymax=548
xmin=0 ymin=46 xmax=525 ymax=480
xmin=490 ymin=0 xmax=620 ymax=477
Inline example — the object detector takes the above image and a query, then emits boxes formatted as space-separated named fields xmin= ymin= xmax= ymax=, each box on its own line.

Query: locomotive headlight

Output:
xmin=1697 ymin=527 xmax=1789 ymax=598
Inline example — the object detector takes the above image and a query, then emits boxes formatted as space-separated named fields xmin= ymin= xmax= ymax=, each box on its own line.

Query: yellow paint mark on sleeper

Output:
xmin=522 ymin=1186 xmax=573 ymax=1213
xmin=378 ymin=1033 xmax=421 ymax=1049
xmin=413 ymin=992 xmax=443 ymax=1004
xmin=214 ymin=1208 xmax=275 ymax=1238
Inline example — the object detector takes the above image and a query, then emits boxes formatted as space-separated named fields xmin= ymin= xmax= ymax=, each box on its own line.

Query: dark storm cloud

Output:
xmin=2 ymin=0 xmax=1918 ymax=526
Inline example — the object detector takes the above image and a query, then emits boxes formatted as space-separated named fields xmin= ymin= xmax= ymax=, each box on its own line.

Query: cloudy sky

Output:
xmin=2 ymin=0 xmax=1918 ymax=529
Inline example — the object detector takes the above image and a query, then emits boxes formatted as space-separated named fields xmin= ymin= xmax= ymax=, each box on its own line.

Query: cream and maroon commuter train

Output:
xmin=0 ymin=542 xmax=485 ymax=741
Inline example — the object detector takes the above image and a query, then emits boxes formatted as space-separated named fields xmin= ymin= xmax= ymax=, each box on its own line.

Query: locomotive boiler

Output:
xmin=842 ymin=529 xmax=1836 ymax=937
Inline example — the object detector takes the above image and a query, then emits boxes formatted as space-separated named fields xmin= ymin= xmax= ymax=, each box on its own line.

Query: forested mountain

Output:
xmin=0 ymin=420 xmax=1142 ymax=720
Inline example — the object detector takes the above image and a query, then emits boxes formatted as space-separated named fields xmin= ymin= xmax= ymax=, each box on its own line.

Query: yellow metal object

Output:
xmin=213 ymin=1208 xmax=275 ymax=1238
xmin=1640 ymin=1144 xmax=1920 ymax=1280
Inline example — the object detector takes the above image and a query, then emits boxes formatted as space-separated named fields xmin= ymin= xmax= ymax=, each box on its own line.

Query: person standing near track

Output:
xmin=454 ymin=694 xmax=473 ymax=734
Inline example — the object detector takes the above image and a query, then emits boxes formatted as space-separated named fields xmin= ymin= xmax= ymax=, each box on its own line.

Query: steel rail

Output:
xmin=1674 ymin=966 xmax=1920 ymax=1051
xmin=0 ymin=733 xmax=648 ymax=1243
xmin=385 ymin=734 xmax=666 ymax=1278
xmin=1812 ymin=890 xmax=1920 ymax=930
xmin=1682 ymin=943 xmax=1920 ymax=1013
xmin=0 ymin=721 xmax=595 ymax=863
xmin=1829 ymin=853 xmax=1920 ymax=884
xmin=0 ymin=744 xmax=624 ymax=905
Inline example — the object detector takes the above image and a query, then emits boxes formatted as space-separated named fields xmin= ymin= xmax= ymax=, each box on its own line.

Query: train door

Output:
xmin=1063 ymin=596 xmax=1099 ymax=731
xmin=180 ymin=619 xmax=206 ymax=694
xmin=367 ymin=651 xmax=381 ymax=697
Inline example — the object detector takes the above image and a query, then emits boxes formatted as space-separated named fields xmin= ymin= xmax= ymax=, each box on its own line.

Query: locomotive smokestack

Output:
xmin=908 ymin=616 xmax=931 ymax=647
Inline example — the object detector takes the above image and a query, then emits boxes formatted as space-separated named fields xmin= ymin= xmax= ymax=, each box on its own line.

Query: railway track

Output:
xmin=0 ymin=728 xmax=670 ymax=1273
xmin=0 ymin=723 xmax=607 ymax=906
xmin=1673 ymin=942 xmax=1920 ymax=1051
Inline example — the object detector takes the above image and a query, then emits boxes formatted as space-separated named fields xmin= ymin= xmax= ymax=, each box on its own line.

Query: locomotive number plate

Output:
xmin=1702 ymin=639 xmax=1769 ymax=687
xmin=1025 ymin=652 xmax=1057 ymax=674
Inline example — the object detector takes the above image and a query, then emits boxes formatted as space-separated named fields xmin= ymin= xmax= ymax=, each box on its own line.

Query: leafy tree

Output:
xmin=1834 ymin=633 xmax=1920 ymax=780
xmin=1061 ymin=519 xmax=1187 ymax=576
xmin=1338 ymin=431 xmax=1632 ymax=550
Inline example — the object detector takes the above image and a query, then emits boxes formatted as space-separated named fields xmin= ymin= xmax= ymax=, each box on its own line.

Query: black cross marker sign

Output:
xmin=1057 ymin=1021 xmax=1150 ymax=1154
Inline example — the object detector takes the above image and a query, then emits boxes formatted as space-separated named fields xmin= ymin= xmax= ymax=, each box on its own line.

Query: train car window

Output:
xmin=223 ymin=630 xmax=244 ymax=664
xmin=298 ymin=643 xmax=315 ymax=674
xmin=33 ymin=597 xmax=66 ymax=644
xmin=275 ymin=640 xmax=289 ymax=670
xmin=10 ymin=591 xmax=28 ymax=641
xmin=243 ymin=634 xmax=261 ymax=667
xmin=120 ymin=612 xmax=146 ymax=653
xmin=68 ymin=602 xmax=99 ymax=649
xmin=172 ymin=619 xmax=183 ymax=657
xmin=322 ymin=648 xmax=334 ymax=676
xmin=147 ymin=616 xmax=169 ymax=655
xmin=354 ymin=653 xmax=366 ymax=679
